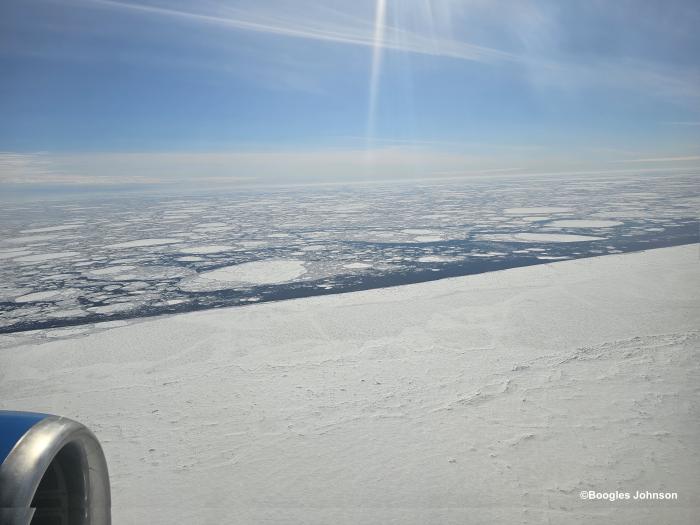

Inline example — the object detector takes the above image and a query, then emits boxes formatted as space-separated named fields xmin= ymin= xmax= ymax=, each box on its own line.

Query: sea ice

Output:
xmin=20 ymin=225 xmax=82 ymax=233
xmin=15 ymin=288 xmax=80 ymax=303
xmin=105 ymin=238 xmax=181 ymax=249
xmin=2 ymin=246 xmax=697 ymax=524
xmin=547 ymin=220 xmax=623 ymax=228
xmin=0 ymin=250 xmax=34 ymax=260
xmin=343 ymin=262 xmax=373 ymax=269
xmin=13 ymin=252 xmax=80 ymax=263
xmin=179 ymin=245 xmax=236 ymax=254
xmin=88 ymin=303 xmax=139 ymax=314
xmin=2 ymin=234 xmax=64 ymax=243
xmin=417 ymin=256 xmax=461 ymax=263
xmin=89 ymin=265 xmax=136 ymax=276
xmin=180 ymin=259 xmax=307 ymax=291
xmin=480 ymin=233 xmax=605 ymax=243
xmin=504 ymin=207 xmax=573 ymax=215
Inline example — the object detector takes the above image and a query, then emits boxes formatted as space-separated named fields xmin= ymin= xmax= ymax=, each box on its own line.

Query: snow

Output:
xmin=105 ymin=238 xmax=181 ymax=249
xmin=480 ymin=233 xmax=605 ymax=243
xmin=1 ymin=245 xmax=698 ymax=524
xmin=547 ymin=220 xmax=623 ymax=228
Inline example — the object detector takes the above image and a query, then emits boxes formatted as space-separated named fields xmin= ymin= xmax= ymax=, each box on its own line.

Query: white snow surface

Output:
xmin=1 ymin=245 xmax=698 ymax=524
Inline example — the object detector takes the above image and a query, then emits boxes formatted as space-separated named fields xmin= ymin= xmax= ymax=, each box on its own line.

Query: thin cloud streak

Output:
xmin=78 ymin=0 xmax=515 ymax=63
xmin=61 ymin=0 xmax=700 ymax=108
xmin=3 ymin=150 xmax=698 ymax=188
xmin=616 ymin=156 xmax=700 ymax=163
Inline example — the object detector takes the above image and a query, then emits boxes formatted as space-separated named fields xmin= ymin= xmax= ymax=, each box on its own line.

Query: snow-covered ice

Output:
xmin=1 ymin=245 xmax=697 ymax=524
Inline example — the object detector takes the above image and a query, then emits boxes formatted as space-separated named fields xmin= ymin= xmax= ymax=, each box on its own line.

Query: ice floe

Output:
xmin=105 ymin=238 xmax=181 ymax=249
xmin=14 ymin=288 xmax=81 ymax=303
xmin=0 ymin=250 xmax=34 ymax=260
xmin=504 ymin=207 xmax=573 ymax=215
xmin=2 ymin=234 xmax=65 ymax=244
xmin=547 ymin=220 xmax=623 ymax=228
xmin=179 ymin=245 xmax=236 ymax=255
xmin=20 ymin=224 xmax=82 ymax=233
xmin=180 ymin=259 xmax=306 ymax=291
xmin=480 ymin=233 xmax=605 ymax=243
xmin=343 ymin=262 xmax=373 ymax=269
xmin=13 ymin=252 xmax=80 ymax=263
xmin=89 ymin=265 xmax=136 ymax=276
xmin=88 ymin=303 xmax=140 ymax=314
xmin=417 ymin=256 xmax=462 ymax=263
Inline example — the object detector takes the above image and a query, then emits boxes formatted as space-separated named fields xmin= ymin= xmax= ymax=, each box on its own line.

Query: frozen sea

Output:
xmin=1 ymin=173 xmax=698 ymax=334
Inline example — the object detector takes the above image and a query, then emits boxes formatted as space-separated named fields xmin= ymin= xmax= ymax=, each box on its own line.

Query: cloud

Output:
xmin=3 ymin=147 xmax=698 ymax=190
xmin=615 ymin=155 xmax=700 ymax=163
xmin=51 ymin=0 xmax=698 ymax=107
xmin=0 ymin=148 xmax=480 ymax=187
xmin=77 ymin=0 xmax=514 ymax=63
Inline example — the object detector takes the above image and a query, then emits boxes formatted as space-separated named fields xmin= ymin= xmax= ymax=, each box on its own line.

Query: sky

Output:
xmin=1 ymin=0 xmax=699 ymax=189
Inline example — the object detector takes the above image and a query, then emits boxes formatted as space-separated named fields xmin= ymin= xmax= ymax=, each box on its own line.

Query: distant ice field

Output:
xmin=0 ymin=173 xmax=698 ymax=333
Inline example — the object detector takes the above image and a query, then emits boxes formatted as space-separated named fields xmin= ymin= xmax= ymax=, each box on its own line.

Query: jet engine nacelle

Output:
xmin=0 ymin=411 xmax=110 ymax=525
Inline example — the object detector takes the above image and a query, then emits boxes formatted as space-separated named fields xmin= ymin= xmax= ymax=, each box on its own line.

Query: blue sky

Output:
xmin=1 ymin=0 xmax=699 ymax=187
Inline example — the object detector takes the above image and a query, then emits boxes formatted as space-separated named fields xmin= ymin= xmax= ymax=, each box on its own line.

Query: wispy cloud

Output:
xmin=77 ymin=0 xmax=514 ymax=63
xmin=55 ymin=0 xmax=698 ymax=107
xmin=615 ymin=155 xmax=700 ymax=163
xmin=0 ymin=149 xmax=479 ymax=186
xmin=4 ymin=148 xmax=698 ymax=189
